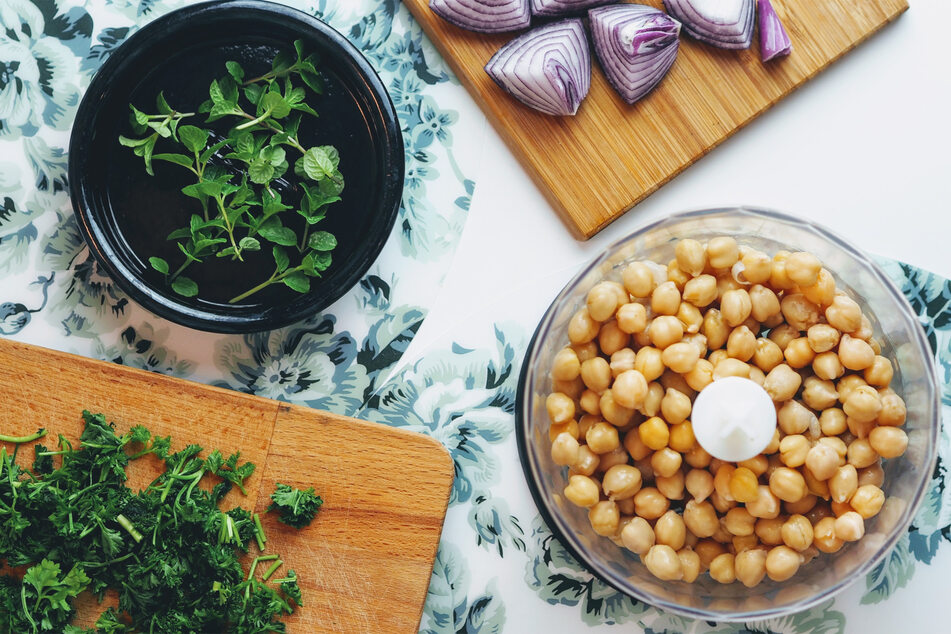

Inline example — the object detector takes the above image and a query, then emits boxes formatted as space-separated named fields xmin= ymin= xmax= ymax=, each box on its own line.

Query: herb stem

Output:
xmin=253 ymin=513 xmax=267 ymax=551
xmin=262 ymin=559 xmax=283 ymax=581
xmin=117 ymin=513 xmax=144 ymax=543
xmin=235 ymin=107 xmax=274 ymax=131
xmin=0 ymin=429 xmax=47 ymax=444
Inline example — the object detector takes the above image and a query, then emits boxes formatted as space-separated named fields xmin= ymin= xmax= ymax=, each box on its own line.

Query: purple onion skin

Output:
xmin=484 ymin=19 xmax=591 ymax=116
xmin=430 ymin=0 xmax=531 ymax=34
xmin=590 ymin=5 xmax=681 ymax=105
xmin=758 ymin=0 xmax=792 ymax=61
xmin=664 ymin=0 xmax=755 ymax=50
xmin=531 ymin=0 xmax=613 ymax=17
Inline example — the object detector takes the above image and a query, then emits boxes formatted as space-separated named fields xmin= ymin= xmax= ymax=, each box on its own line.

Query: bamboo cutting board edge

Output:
xmin=0 ymin=337 xmax=454 ymax=633
xmin=403 ymin=0 xmax=909 ymax=239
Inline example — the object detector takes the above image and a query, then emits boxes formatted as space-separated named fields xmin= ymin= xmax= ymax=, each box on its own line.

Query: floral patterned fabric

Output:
xmin=1 ymin=1 xmax=949 ymax=633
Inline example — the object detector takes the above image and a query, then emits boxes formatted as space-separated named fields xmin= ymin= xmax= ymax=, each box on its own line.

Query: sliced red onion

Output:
xmin=664 ymin=0 xmax=754 ymax=49
xmin=531 ymin=0 xmax=612 ymax=17
xmin=589 ymin=5 xmax=681 ymax=105
xmin=430 ymin=0 xmax=530 ymax=33
xmin=758 ymin=0 xmax=792 ymax=61
xmin=484 ymin=19 xmax=591 ymax=116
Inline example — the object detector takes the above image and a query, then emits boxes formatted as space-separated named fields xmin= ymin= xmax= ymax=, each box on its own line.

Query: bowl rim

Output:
xmin=514 ymin=205 xmax=941 ymax=622
xmin=67 ymin=0 xmax=404 ymax=333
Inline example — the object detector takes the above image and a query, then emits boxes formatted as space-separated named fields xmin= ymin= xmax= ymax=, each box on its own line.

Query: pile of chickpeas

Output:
xmin=546 ymin=237 xmax=908 ymax=587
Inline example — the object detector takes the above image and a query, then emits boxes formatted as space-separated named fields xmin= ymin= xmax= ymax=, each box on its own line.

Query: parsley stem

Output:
xmin=248 ymin=554 xmax=279 ymax=580
xmin=0 ymin=429 xmax=47 ymax=444
xmin=262 ymin=559 xmax=283 ymax=581
xmin=117 ymin=513 xmax=144 ymax=543
xmin=253 ymin=513 xmax=267 ymax=551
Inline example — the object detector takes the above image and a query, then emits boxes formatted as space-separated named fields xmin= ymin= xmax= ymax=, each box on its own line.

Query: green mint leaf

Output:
xmin=178 ymin=125 xmax=209 ymax=154
xmin=300 ymin=71 xmax=324 ymax=95
xmin=262 ymin=91 xmax=292 ymax=119
xmin=259 ymin=219 xmax=297 ymax=246
xmin=156 ymin=91 xmax=172 ymax=115
xmin=263 ymin=146 xmax=287 ymax=167
xmin=153 ymin=153 xmax=193 ymax=169
xmin=308 ymin=231 xmax=336 ymax=252
xmin=273 ymin=246 xmax=290 ymax=273
xmin=286 ymin=86 xmax=306 ymax=105
xmin=219 ymin=76 xmax=239 ymax=104
xmin=272 ymin=49 xmax=295 ymax=74
xmin=167 ymin=227 xmax=192 ymax=240
xmin=239 ymin=237 xmax=261 ymax=252
xmin=244 ymin=83 xmax=264 ymax=106
xmin=149 ymin=257 xmax=170 ymax=275
xmin=130 ymin=105 xmax=149 ymax=126
xmin=313 ymin=251 xmax=331 ymax=270
xmin=233 ymin=131 xmax=255 ymax=159
xmin=293 ymin=102 xmax=319 ymax=118
xmin=283 ymin=271 xmax=310 ymax=293
xmin=171 ymin=276 xmax=199 ymax=297
xmin=199 ymin=138 xmax=230 ymax=165
xmin=118 ymin=135 xmax=149 ymax=148
xmin=248 ymin=159 xmax=275 ymax=185
xmin=209 ymin=78 xmax=226 ymax=105
xmin=226 ymin=60 xmax=245 ymax=83
xmin=298 ymin=146 xmax=336 ymax=182
xmin=197 ymin=181 xmax=223 ymax=197
xmin=177 ymin=242 xmax=202 ymax=263
xmin=293 ymin=39 xmax=305 ymax=61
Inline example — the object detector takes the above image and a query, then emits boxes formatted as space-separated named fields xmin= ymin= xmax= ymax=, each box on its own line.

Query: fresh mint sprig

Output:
xmin=120 ymin=40 xmax=341 ymax=303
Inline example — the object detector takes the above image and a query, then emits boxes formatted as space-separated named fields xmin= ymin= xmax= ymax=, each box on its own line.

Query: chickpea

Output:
xmin=552 ymin=377 xmax=584 ymax=401
xmin=548 ymin=419 xmax=579 ymax=442
xmin=843 ymin=385 xmax=882 ymax=424
xmin=674 ymin=238 xmax=706 ymax=276
xmin=721 ymin=289 xmax=753 ymax=327
xmin=813 ymin=516 xmax=844 ymax=553
xmin=597 ymin=447 xmax=630 ymax=473
xmin=807 ymin=324 xmax=841 ymax=354
xmin=877 ymin=393 xmax=907 ymax=426
xmin=668 ymin=421 xmax=695 ymax=454
xmin=649 ymin=315 xmax=685 ymax=349
xmin=785 ymin=493 xmax=818 ymax=516
xmin=615 ymin=303 xmax=646 ymax=335
xmin=684 ymin=445 xmax=713 ymax=469
xmin=637 ymin=416 xmax=670 ymax=451
xmin=586 ymin=422 xmax=620 ymax=454
xmin=579 ymin=390 xmax=601 ymax=416
xmin=633 ymin=487 xmax=669 ymax=520
xmin=868 ymin=426 xmax=908 ymax=459
xmin=752 ymin=338 xmax=784 ymax=373
xmin=644 ymin=544 xmax=683 ymax=581
xmin=779 ymin=435 xmax=810 ymax=468
xmin=578 ymin=414 xmax=600 ymax=439
xmin=622 ymin=262 xmax=656 ymax=298
xmin=578 ymin=358 xmax=609 ymax=395
xmin=641 ymin=382 xmax=665 ymax=418
xmin=683 ymin=499 xmax=719 ymax=538
xmin=783 ymin=337 xmax=816 ymax=369
xmin=847 ymin=438 xmax=879 ymax=469
xmin=838 ymin=334 xmax=875 ymax=371
xmin=802 ymin=268 xmax=836 ymax=307
xmin=781 ymin=515 xmax=814 ymax=552
xmin=659 ymin=370 xmax=695 ymax=399
xmin=769 ymin=324 xmax=799 ymax=351
xmin=803 ymin=467 xmax=831 ymax=499
xmin=766 ymin=545 xmax=802 ymax=582
xmin=734 ymin=548 xmax=768 ymax=588
xmin=781 ymin=294 xmax=821 ymax=331
xmin=748 ymin=284 xmax=781 ymax=324
xmin=667 ymin=259 xmax=690 ymax=290
xmin=713 ymin=358 xmax=751 ymax=380
xmin=732 ymin=247 xmax=768 ymax=283
xmin=634 ymin=347 xmax=665 ymax=383
xmin=611 ymin=369 xmax=648 ymax=410
xmin=656 ymin=470 xmax=686 ymax=500
xmin=586 ymin=282 xmax=620 ymax=322
xmin=818 ymin=408 xmax=847 ymax=436
xmin=661 ymin=342 xmax=700 ymax=375
xmin=708 ymin=349 xmax=729 ymax=368
xmin=677 ymin=302 xmax=704 ymax=335
xmin=678 ymin=548 xmax=701 ymax=583
xmin=683 ymin=359 xmax=714 ymax=393
xmin=785 ymin=252 xmax=822 ymax=287
xmin=833 ymin=511 xmax=865 ymax=542
xmin=755 ymin=517 xmax=785 ymax=545
xmin=857 ymin=462 xmax=885 ymax=488
xmin=623 ymin=429 xmax=651 ymax=462
xmin=769 ymin=468 xmax=808 ymax=503
xmin=763 ymin=364 xmax=802 ymax=402
xmin=837 ymin=375 xmax=869 ymax=405
xmin=813 ymin=351 xmax=845 ymax=381
xmin=724 ymin=507 xmax=756 ymax=536
xmin=850 ymin=485 xmax=885 ymax=519
xmin=862 ymin=355 xmax=893 ymax=387
xmin=701 ymin=308 xmax=729 ymax=350
xmin=831 ymin=500 xmax=853 ymax=517
xmin=685 ymin=469 xmax=715 ymax=503
xmin=679 ymin=277 xmax=716 ymax=312
xmin=589 ymin=500 xmax=620 ymax=536
xmin=801 ymin=376 xmax=838 ymax=411
xmin=704 ymin=237 xmax=738 ymax=269
xmin=568 ymin=307 xmax=600 ymax=344
xmin=747 ymin=486 xmax=781 ymax=519
xmin=552 ymin=347 xmax=581 ymax=381
xmin=571 ymin=341 xmax=599 ymax=362
xmin=598 ymin=320 xmax=629 ymax=356
xmin=654 ymin=510 xmax=688 ymax=550
xmin=621 ymin=516 xmax=655 ymax=555
xmin=649 ymin=448 xmax=681 ymax=479
xmin=805 ymin=444 xmax=839 ymax=481
xmin=724 ymin=326 xmax=755 ymax=362
xmin=599 ymin=390 xmax=635 ymax=427
xmin=546 ymin=392 xmax=575 ymax=425
xmin=709 ymin=553 xmax=736 ymax=584
xmin=713 ymin=463 xmax=736 ymax=501
xmin=571 ymin=445 xmax=600 ymax=476
xmin=602 ymin=464 xmax=643 ymax=500
xmin=778 ymin=400 xmax=817 ymax=436
xmin=764 ymin=428 xmax=782 ymax=455
xmin=825 ymin=295 xmax=863 ymax=333
xmin=564 ymin=474 xmax=601 ymax=507
xmin=806 ymin=502 xmax=833 ymax=525
xmin=551 ymin=432 xmax=581 ymax=466
xmin=651 ymin=281 xmax=681 ymax=316
xmin=829 ymin=464 xmax=858 ymax=504
xmin=729 ymin=467 xmax=760 ymax=503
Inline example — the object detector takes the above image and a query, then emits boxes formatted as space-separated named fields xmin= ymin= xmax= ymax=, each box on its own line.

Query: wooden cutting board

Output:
xmin=0 ymin=337 xmax=453 ymax=633
xmin=402 ymin=0 xmax=908 ymax=238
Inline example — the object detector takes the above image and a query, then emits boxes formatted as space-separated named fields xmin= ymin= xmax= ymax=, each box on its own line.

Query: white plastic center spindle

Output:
xmin=692 ymin=377 xmax=777 ymax=462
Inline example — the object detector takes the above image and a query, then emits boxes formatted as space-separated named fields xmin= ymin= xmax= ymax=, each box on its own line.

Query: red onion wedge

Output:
xmin=758 ymin=0 xmax=792 ymax=61
xmin=531 ymin=0 xmax=612 ymax=17
xmin=589 ymin=5 xmax=681 ymax=105
xmin=430 ymin=0 xmax=530 ymax=33
xmin=485 ymin=19 xmax=591 ymax=116
xmin=664 ymin=0 xmax=754 ymax=49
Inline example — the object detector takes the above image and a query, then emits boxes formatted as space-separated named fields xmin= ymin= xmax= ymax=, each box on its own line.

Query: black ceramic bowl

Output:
xmin=69 ymin=0 xmax=403 ymax=333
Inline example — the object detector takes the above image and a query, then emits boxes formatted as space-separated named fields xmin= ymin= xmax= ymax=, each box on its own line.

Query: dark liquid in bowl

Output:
xmin=106 ymin=41 xmax=377 ymax=307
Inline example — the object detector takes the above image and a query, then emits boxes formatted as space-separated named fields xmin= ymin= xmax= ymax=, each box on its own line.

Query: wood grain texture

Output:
xmin=402 ymin=0 xmax=909 ymax=238
xmin=0 ymin=337 xmax=453 ymax=633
